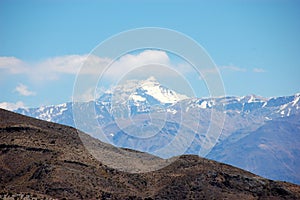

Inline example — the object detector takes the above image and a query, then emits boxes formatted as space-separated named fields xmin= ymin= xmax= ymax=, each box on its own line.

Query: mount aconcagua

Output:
xmin=15 ymin=77 xmax=300 ymax=184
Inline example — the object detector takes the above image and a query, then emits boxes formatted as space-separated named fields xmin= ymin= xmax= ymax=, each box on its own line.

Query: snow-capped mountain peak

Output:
xmin=94 ymin=76 xmax=190 ymax=117
xmin=107 ymin=76 xmax=189 ymax=105
xmin=138 ymin=76 xmax=189 ymax=104
xmin=240 ymin=94 xmax=268 ymax=103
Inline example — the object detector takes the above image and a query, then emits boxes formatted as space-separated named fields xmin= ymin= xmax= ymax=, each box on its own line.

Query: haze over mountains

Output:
xmin=15 ymin=77 xmax=300 ymax=184
xmin=1 ymin=108 xmax=300 ymax=199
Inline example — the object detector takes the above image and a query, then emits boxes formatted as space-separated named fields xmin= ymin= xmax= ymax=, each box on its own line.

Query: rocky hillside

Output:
xmin=1 ymin=108 xmax=300 ymax=199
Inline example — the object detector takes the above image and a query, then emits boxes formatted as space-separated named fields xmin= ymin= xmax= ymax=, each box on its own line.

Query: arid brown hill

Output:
xmin=0 ymin=108 xmax=299 ymax=199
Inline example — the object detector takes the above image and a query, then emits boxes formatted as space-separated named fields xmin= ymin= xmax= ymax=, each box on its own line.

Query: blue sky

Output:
xmin=0 ymin=0 xmax=300 ymax=109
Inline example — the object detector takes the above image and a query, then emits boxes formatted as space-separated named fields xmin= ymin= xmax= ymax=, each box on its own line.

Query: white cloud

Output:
xmin=0 ymin=101 xmax=26 ymax=111
xmin=39 ymin=54 xmax=110 ymax=75
xmin=0 ymin=54 xmax=106 ymax=81
xmin=0 ymin=50 xmax=171 ymax=81
xmin=253 ymin=68 xmax=266 ymax=73
xmin=103 ymin=50 xmax=170 ymax=79
xmin=220 ymin=65 xmax=246 ymax=72
xmin=40 ymin=55 xmax=86 ymax=74
xmin=15 ymin=83 xmax=36 ymax=96
xmin=31 ymin=54 xmax=109 ymax=80
xmin=0 ymin=56 xmax=27 ymax=74
xmin=76 ymin=87 xmax=95 ymax=102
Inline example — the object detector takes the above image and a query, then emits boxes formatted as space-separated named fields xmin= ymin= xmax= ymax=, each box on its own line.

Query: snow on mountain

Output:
xmin=109 ymin=76 xmax=188 ymax=105
xmin=16 ymin=103 xmax=68 ymax=122
xmin=15 ymin=102 xmax=74 ymax=127
xmin=137 ymin=76 xmax=188 ymax=104
xmin=242 ymin=94 xmax=267 ymax=103
xmin=182 ymin=93 xmax=300 ymax=118
xmin=98 ymin=76 xmax=189 ymax=117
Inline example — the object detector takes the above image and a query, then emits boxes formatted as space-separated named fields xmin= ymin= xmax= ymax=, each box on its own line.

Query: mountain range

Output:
xmin=1 ymin=108 xmax=300 ymax=199
xmin=15 ymin=77 xmax=300 ymax=184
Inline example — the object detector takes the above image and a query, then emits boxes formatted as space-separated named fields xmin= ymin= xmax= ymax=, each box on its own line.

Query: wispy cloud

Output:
xmin=0 ymin=101 xmax=26 ymax=111
xmin=219 ymin=65 xmax=266 ymax=74
xmin=220 ymin=65 xmax=246 ymax=72
xmin=15 ymin=83 xmax=36 ymax=96
xmin=253 ymin=68 xmax=266 ymax=73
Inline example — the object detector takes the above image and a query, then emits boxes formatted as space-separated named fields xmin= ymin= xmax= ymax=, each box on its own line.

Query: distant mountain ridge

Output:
xmin=208 ymin=114 xmax=300 ymax=185
xmin=15 ymin=77 xmax=300 ymax=184
xmin=15 ymin=77 xmax=300 ymax=127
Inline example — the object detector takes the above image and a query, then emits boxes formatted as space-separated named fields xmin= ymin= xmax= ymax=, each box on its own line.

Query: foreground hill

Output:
xmin=1 ymin=109 xmax=300 ymax=199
